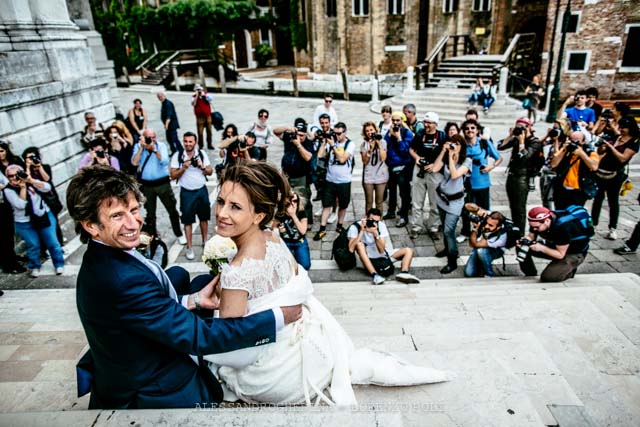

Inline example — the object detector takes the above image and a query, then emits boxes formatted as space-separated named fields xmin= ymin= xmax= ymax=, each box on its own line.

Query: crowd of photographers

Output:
xmin=0 ymin=87 xmax=638 ymax=287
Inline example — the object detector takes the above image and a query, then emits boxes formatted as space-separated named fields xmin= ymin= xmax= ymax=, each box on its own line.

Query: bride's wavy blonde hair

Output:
xmin=220 ymin=160 xmax=292 ymax=229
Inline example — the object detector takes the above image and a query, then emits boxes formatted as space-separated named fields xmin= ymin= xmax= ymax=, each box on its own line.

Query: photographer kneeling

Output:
xmin=347 ymin=208 xmax=420 ymax=285
xmin=463 ymin=206 xmax=508 ymax=278
xmin=517 ymin=206 xmax=594 ymax=282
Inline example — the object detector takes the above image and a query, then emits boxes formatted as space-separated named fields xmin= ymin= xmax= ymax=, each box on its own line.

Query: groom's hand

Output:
xmin=281 ymin=304 xmax=303 ymax=325
xmin=191 ymin=275 xmax=221 ymax=310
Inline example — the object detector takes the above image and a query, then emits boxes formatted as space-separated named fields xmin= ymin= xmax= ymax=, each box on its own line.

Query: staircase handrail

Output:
xmin=500 ymin=32 xmax=536 ymax=64
xmin=135 ymin=51 xmax=160 ymax=72
xmin=499 ymin=33 xmax=540 ymax=97
xmin=424 ymin=34 xmax=450 ymax=65
xmin=415 ymin=34 xmax=449 ymax=89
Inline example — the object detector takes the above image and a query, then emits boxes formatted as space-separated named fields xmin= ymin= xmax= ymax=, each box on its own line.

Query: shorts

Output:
xmin=180 ymin=186 xmax=211 ymax=224
xmin=322 ymin=182 xmax=351 ymax=209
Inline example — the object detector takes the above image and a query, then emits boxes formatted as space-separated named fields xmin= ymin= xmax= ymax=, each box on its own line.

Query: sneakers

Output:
xmin=396 ymin=272 xmax=420 ymax=284
xmin=185 ymin=248 xmax=195 ymax=260
xmin=409 ymin=228 xmax=420 ymax=239
xmin=313 ymin=230 xmax=326 ymax=241
xmin=177 ymin=235 xmax=187 ymax=245
xmin=614 ymin=244 xmax=636 ymax=255
xmin=456 ymin=235 xmax=467 ymax=243
xmin=327 ymin=212 xmax=338 ymax=224
xmin=55 ymin=267 xmax=64 ymax=276
xmin=372 ymin=273 xmax=386 ymax=285
xmin=30 ymin=269 xmax=40 ymax=278
xmin=382 ymin=212 xmax=396 ymax=220
xmin=429 ymin=226 xmax=440 ymax=241
xmin=606 ymin=228 xmax=618 ymax=240
xmin=395 ymin=217 xmax=407 ymax=228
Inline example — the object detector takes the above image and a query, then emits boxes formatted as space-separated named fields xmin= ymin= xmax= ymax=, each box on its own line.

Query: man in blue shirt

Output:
xmin=132 ymin=128 xmax=185 ymax=244
xmin=459 ymin=119 xmax=502 ymax=241
xmin=559 ymin=90 xmax=596 ymax=131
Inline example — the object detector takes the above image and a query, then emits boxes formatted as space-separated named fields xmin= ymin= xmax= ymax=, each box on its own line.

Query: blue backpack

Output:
xmin=554 ymin=205 xmax=595 ymax=252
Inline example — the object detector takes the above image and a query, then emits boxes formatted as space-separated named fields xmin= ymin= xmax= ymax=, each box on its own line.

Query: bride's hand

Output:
xmin=280 ymin=304 xmax=303 ymax=325
xmin=195 ymin=274 xmax=222 ymax=310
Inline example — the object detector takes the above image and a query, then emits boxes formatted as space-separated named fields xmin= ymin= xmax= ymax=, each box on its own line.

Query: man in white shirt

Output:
xmin=170 ymin=132 xmax=213 ymax=260
xmin=347 ymin=208 xmax=421 ymax=285
xmin=313 ymin=94 xmax=338 ymax=127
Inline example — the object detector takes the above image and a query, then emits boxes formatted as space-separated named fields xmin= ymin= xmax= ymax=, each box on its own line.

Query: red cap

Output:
xmin=516 ymin=117 xmax=533 ymax=128
xmin=528 ymin=206 xmax=552 ymax=222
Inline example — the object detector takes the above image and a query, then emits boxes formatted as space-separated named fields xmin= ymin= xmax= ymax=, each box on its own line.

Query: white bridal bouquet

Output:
xmin=202 ymin=234 xmax=237 ymax=276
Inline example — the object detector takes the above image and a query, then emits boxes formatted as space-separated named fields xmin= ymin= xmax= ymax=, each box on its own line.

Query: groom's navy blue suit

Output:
xmin=76 ymin=240 xmax=276 ymax=409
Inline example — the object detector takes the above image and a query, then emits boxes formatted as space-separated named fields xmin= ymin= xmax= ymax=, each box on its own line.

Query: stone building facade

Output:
xmin=0 ymin=0 xmax=114 ymax=190
xmin=541 ymin=0 xmax=640 ymax=99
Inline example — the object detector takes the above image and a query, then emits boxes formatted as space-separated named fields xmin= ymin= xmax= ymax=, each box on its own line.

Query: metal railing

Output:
xmin=415 ymin=34 xmax=478 ymax=89
xmin=499 ymin=33 xmax=539 ymax=95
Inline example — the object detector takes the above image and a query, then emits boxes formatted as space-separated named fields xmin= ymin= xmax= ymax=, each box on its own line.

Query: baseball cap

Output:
xmin=194 ymin=84 xmax=203 ymax=91
xmin=516 ymin=117 xmax=532 ymax=128
xmin=295 ymin=123 xmax=307 ymax=133
xmin=527 ymin=206 xmax=552 ymax=222
xmin=423 ymin=112 xmax=439 ymax=125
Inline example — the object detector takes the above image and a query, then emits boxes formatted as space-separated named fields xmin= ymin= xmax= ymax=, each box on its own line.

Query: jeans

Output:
xmin=387 ymin=164 xmax=413 ymax=219
xmin=165 ymin=128 xmax=182 ymax=155
xmin=591 ymin=172 xmax=625 ymax=229
xmin=506 ymin=173 xmax=529 ymax=235
xmin=285 ymin=238 xmax=311 ymax=270
xmin=464 ymin=247 xmax=504 ymax=277
xmin=438 ymin=207 xmax=460 ymax=256
xmin=14 ymin=211 xmax=64 ymax=269
xmin=483 ymin=96 xmax=495 ymax=110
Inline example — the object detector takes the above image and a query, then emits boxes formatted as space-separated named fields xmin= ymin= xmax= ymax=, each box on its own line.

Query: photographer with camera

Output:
xmin=105 ymin=123 xmax=134 ymax=174
xmin=360 ymin=121 xmax=388 ymax=213
xmin=132 ymin=128 xmax=185 ymax=245
xmin=549 ymin=130 xmax=600 ymax=209
xmin=559 ymin=90 xmax=596 ymax=132
xmin=314 ymin=122 xmax=355 ymax=240
xmin=539 ymin=119 xmax=572 ymax=208
xmin=2 ymin=164 xmax=65 ymax=277
xmin=170 ymin=132 xmax=213 ymax=260
xmin=191 ymin=84 xmax=214 ymax=150
xmin=80 ymin=112 xmax=105 ymax=149
xmin=309 ymin=113 xmax=335 ymax=210
xmin=590 ymin=116 xmax=639 ymax=240
xmin=219 ymin=130 xmax=260 ymax=166
xmin=463 ymin=206 xmax=509 ymax=278
xmin=517 ymin=206 xmax=594 ymax=282
xmin=78 ymin=139 xmax=120 ymax=171
xmin=273 ymin=191 xmax=311 ymax=270
xmin=274 ymin=121 xmax=315 ymax=227
xmin=383 ymin=112 xmax=415 ymax=228
xmin=346 ymin=208 xmax=420 ymax=285
xmin=498 ymin=117 xmax=542 ymax=235
xmin=409 ymin=112 xmax=446 ymax=239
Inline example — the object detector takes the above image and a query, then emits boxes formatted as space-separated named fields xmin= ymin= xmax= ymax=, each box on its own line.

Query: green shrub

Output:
xmin=255 ymin=43 xmax=273 ymax=67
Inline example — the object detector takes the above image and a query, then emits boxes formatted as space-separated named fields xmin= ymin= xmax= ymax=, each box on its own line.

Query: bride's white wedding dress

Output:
xmin=204 ymin=236 xmax=451 ymax=406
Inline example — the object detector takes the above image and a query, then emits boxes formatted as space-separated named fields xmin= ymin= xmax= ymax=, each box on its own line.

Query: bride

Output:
xmin=205 ymin=161 xmax=450 ymax=406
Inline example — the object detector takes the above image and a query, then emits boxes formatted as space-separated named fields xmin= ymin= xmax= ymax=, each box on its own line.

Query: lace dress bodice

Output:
xmin=220 ymin=238 xmax=297 ymax=300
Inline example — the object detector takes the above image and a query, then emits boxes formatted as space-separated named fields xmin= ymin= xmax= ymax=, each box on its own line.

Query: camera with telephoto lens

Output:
xmin=513 ymin=126 xmax=526 ymax=137
xmin=516 ymin=238 xmax=533 ymax=263
xmin=282 ymin=130 xmax=297 ymax=147
xmin=549 ymin=128 xmax=561 ymax=139
xmin=416 ymin=158 xmax=431 ymax=179
xmin=16 ymin=170 xmax=28 ymax=180
xmin=468 ymin=213 xmax=485 ymax=224
xmin=565 ymin=140 xmax=580 ymax=153
xmin=95 ymin=149 xmax=106 ymax=159
xmin=366 ymin=218 xmax=377 ymax=228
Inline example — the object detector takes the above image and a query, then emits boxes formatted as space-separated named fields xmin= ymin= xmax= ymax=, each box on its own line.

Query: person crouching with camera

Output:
xmin=273 ymin=191 xmax=311 ymax=270
xmin=463 ymin=206 xmax=508 ymax=278
xmin=347 ymin=208 xmax=420 ymax=285
xmin=517 ymin=206 xmax=594 ymax=282
xmin=77 ymin=138 xmax=120 ymax=171
xmin=549 ymin=130 xmax=599 ymax=209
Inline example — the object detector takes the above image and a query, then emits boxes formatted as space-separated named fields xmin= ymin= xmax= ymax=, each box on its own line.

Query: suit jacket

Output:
xmin=160 ymin=99 xmax=180 ymax=131
xmin=76 ymin=240 xmax=276 ymax=409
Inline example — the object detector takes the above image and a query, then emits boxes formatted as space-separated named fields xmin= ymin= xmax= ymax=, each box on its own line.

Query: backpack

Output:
xmin=332 ymin=222 xmax=359 ymax=271
xmin=330 ymin=138 xmax=354 ymax=172
xmin=501 ymin=219 xmax=521 ymax=249
xmin=553 ymin=205 xmax=595 ymax=251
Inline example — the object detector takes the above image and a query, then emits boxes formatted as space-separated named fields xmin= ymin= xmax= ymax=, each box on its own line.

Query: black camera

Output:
xmin=416 ymin=158 xmax=430 ymax=179
xmin=366 ymin=218 xmax=377 ymax=228
xmin=565 ymin=141 xmax=580 ymax=153
xmin=190 ymin=153 xmax=201 ymax=166
xmin=28 ymin=155 xmax=41 ymax=165
xmin=373 ymin=133 xmax=383 ymax=141
xmin=549 ymin=128 xmax=561 ymax=139
xmin=448 ymin=143 xmax=456 ymax=150
xmin=601 ymin=110 xmax=614 ymax=120
xmin=393 ymin=125 xmax=401 ymax=132
xmin=513 ymin=126 xmax=526 ymax=137
xmin=468 ymin=213 xmax=484 ymax=224
xmin=593 ymin=137 xmax=607 ymax=148
xmin=95 ymin=149 xmax=106 ymax=159
xmin=238 ymin=139 xmax=247 ymax=149
xmin=516 ymin=238 xmax=533 ymax=263
xmin=16 ymin=170 xmax=28 ymax=180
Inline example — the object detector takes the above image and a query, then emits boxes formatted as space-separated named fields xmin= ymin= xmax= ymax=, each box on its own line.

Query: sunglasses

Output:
xmin=464 ymin=127 xmax=477 ymax=131
xmin=6 ymin=174 xmax=17 ymax=179
xmin=259 ymin=113 xmax=268 ymax=118
xmin=334 ymin=132 xmax=344 ymax=136
xmin=325 ymin=99 xmax=332 ymax=103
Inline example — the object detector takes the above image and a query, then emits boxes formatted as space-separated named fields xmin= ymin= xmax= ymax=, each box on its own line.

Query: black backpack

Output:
xmin=332 ymin=222 xmax=359 ymax=271
xmin=501 ymin=219 xmax=521 ymax=249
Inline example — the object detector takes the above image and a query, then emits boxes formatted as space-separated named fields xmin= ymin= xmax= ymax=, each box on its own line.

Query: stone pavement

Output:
xmin=1 ymin=89 xmax=640 ymax=425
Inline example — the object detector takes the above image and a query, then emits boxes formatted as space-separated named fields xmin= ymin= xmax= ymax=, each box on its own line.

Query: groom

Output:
xmin=67 ymin=166 xmax=301 ymax=409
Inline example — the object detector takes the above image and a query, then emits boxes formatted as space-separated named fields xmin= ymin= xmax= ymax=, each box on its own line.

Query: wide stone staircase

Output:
xmin=1 ymin=273 xmax=639 ymax=426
